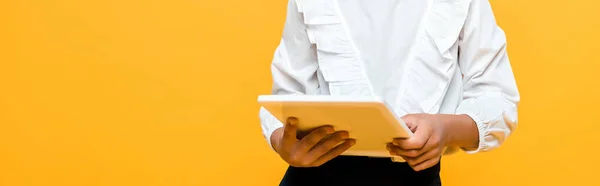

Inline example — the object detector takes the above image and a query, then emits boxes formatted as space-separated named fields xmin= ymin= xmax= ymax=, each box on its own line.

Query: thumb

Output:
xmin=401 ymin=114 xmax=418 ymax=132
xmin=282 ymin=117 xmax=299 ymax=144
xmin=395 ymin=114 xmax=431 ymax=150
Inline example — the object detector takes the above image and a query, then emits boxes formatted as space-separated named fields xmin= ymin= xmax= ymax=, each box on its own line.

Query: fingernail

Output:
xmin=326 ymin=127 xmax=334 ymax=134
xmin=341 ymin=132 xmax=349 ymax=138
xmin=287 ymin=117 xmax=298 ymax=125
xmin=348 ymin=139 xmax=356 ymax=146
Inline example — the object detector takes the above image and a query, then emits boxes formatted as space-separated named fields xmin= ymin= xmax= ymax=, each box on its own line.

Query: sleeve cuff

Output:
xmin=454 ymin=93 xmax=518 ymax=154
xmin=458 ymin=111 xmax=489 ymax=154
xmin=259 ymin=107 xmax=284 ymax=151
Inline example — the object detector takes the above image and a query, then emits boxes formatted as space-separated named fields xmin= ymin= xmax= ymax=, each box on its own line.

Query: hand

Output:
xmin=271 ymin=117 xmax=356 ymax=167
xmin=386 ymin=114 xmax=449 ymax=171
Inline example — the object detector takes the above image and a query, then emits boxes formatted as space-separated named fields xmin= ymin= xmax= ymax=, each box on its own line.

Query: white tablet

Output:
xmin=258 ymin=95 xmax=413 ymax=157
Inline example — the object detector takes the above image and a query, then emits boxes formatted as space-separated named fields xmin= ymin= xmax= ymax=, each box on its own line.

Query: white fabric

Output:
xmin=259 ymin=0 xmax=520 ymax=157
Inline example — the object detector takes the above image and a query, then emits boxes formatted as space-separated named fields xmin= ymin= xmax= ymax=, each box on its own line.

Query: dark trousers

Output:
xmin=279 ymin=156 xmax=441 ymax=186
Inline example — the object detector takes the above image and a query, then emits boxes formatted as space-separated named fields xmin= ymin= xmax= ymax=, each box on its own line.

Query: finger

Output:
xmin=411 ymin=155 xmax=441 ymax=172
xmin=393 ymin=121 xmax=432 ymax=150
xmin=406 ymin=146 xmax=442 ymax=167
xmin=282 ymin=117 xmax=299 ymax=148
xmin=311 ymin=139 xmax=356 ymax=166
xmin=416 ymin=134 xmax=442 ymax=155
xmin=387 ymin=143 xmax=420 ymax=158
xmin=303 ymin=131 xmax=350 ymax=163
xmin=296 ymin=126 xmax=335 ymax=153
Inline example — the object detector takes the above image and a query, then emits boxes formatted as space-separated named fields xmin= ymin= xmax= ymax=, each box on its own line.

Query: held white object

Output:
xmin=258 ymin=95 xmax=413 ymax=157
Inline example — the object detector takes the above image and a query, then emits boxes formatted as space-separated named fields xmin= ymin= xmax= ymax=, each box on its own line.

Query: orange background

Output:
xmin=0 ymin=0 xmax=599 ymax=185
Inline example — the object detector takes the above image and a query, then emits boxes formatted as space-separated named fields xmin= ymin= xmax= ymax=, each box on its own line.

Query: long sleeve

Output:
xmin=455 ymin=0 xmax=521 ymax=153
xmin=259 ymin=0 xmax=320 ymax=150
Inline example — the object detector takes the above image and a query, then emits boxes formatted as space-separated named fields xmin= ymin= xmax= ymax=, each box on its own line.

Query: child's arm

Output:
xmin=454 ymin=0 xmax=520 ymax=153
xmin=388 ymin=0 xmax=520 ymax=171
xmin=259 ymin=0 xmax=321 ymax=151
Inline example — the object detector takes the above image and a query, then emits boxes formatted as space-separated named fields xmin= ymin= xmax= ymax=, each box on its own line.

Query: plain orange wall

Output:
xmin=0 ymin=0 xmax=598 ymax=185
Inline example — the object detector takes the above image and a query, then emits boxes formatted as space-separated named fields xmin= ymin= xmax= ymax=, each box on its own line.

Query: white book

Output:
xmin=258 ymin=95 xmax=413 ymax=157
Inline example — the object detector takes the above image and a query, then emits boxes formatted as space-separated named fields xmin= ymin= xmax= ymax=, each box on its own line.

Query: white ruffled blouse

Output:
xmin=259 ymin=0 xmax=520 ymax=160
